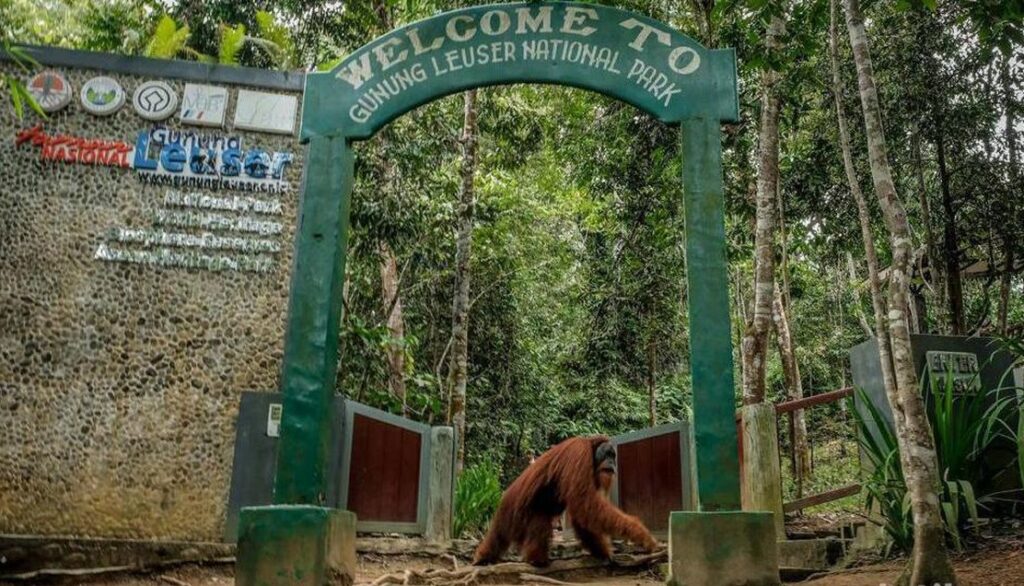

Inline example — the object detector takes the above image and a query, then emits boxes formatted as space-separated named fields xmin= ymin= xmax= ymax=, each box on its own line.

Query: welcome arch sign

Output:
xmin=243 ymin=3 xmax=744 ymax=581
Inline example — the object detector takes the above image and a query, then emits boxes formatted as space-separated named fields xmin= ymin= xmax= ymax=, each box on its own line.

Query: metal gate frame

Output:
xmin=337 ymin=400 xmax=433 ymax=534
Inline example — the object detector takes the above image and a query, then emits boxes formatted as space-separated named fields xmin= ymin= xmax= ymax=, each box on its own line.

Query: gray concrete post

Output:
xmin=740 ymin=403 xmax=786 ymax=541
xmin=425 ymin=427 xmax=454 ymax=542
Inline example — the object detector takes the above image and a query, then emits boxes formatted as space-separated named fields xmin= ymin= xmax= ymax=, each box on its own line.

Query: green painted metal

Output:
xmin=301 ymin=1 xmax=738 ymax=140
xmin=667 ymin=511 xmax=780 ymax=586
xmin=237 ymin=505 xmax=356 ymax=586
xmin=272 ymin=0 xmax=742 ymax=533
xmin=274 ymin=136 xmax=354 ymax=504
xmin=680 ymin=118 xmax=741 ymax=511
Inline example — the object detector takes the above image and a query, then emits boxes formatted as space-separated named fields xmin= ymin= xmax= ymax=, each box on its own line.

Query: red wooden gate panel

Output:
xmin=340 ymin=401 xmax=432 ymax=533
xmin=612 ymin=421 xmax=695 ymax=533
xmin=346 ymin=413 xmax=422 ymax=523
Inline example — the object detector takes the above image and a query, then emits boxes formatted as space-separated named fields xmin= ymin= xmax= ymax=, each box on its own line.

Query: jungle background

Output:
xmin=3 ymin=0 xmax=1022 ymax=543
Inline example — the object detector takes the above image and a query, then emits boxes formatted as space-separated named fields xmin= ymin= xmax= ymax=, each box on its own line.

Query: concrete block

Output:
xmin=778 ymin=538 xmax=844 ymax=572
xmin=667 ymin=511 xmax=780 ymax=586
xmin=236 ymin=505 xmax=356 ymax=586
xmin=425 ymin=427 xmax=455 ymax=542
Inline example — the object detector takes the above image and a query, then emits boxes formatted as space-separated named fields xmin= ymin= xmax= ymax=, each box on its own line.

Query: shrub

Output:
xmin=851 ymin=362 xmax=1013 ymax=553
xmin=453 ymin=463 xmax=503 ymax=538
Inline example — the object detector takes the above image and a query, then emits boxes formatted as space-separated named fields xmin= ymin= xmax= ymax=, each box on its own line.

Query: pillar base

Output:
xmin=236 ymin=506 xmax=356 ymax=586
xmin=668 ymin=511 xmax=780 ymax=586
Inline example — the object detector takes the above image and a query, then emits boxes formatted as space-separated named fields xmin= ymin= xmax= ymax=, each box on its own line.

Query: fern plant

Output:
xmin=453 ymin=463 xmax=502 ymax=539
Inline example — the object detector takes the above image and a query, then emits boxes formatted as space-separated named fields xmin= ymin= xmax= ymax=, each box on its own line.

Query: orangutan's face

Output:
xmin=594 ymin=442 xmax=617 ymax=493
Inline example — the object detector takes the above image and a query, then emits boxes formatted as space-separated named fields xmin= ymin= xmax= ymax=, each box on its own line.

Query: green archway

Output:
xmin=275 ymin=1 xmax=740 ymax=513
xmin=241 ymin=2 xmax=745 ymax=581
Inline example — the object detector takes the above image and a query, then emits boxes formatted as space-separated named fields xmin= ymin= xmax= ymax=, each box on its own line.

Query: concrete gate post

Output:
xmin=425 ymin=427 xmax=455 ymax=542
xmin=740 ymin=403 xmax=786 ymax=540
xmin=667 ymin=119 xmax=781 ymax=586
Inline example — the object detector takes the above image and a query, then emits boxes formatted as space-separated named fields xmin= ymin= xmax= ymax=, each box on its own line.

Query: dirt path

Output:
xmin=5 ymin=536 xmax=1024 ymax=586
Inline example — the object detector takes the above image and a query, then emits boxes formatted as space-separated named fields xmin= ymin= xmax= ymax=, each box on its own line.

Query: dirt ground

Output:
xmin=4 ymin=533 xmax=1024 ymax=586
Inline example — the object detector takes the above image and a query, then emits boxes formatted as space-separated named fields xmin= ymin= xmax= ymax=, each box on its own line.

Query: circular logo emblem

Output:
xmin=26 ymin=70 xmax=73 ymax=112
xmin=80 ymin=76 xmax=126 ymax=115
xmin=132 ymin=81 xmax=178 ymax=121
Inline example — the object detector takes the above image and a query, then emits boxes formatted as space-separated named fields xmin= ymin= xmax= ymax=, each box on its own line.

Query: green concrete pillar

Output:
xmin=274 ymin=135 xmax=354 ymax=504
xmin=236 ymin=136 xmax=357 ymax=586
xmin=668 ymin=511 xmax=780 ymax=586
xmin=680 ymin=118 xmax=741 ymax=511
xmin=237 ymin=506 xmax=356 ymax=586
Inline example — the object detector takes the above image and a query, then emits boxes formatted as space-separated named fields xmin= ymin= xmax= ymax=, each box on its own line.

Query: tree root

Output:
xmin=361 ymin=550 xmax=667 ymax=586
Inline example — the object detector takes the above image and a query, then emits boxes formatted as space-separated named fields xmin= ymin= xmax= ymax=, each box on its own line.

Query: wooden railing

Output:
xmin=737 ymin=386 xmax=861 ymax=514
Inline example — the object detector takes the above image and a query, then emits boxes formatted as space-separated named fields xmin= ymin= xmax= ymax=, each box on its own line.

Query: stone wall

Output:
xmin=0 ymin=47 xmax=306 ymax=541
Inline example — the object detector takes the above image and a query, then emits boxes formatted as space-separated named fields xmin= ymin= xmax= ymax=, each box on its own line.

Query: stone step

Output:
xmin=778 ymin=537 xmax=847 ymax=580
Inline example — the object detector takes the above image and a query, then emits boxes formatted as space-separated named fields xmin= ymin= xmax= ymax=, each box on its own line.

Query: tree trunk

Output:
xmin=846 ymin=253 xmax=875 ymax=338
xmin=935 ymin=129 xmax=966 ymax=334
xmin=999 ymin=56 xmax=1018 ymax=335
xmin=912 ymin=129 xmax=939 ymax=332
xmin=448 ymin=88 xmax=479 ymax=475
xmin=741 ymin=13 xmax=785 ymax=406
xmin=771 ymin=282 xmax=810 ymax=496
xmin=379 ymin=241 xmax=407 ymax=414
xmin=842 ymin=0 xmax=957 ymax=583
xmin=831 ymin=0 xmax=895 ymax=392
xmin=647 ymin=339 xmax=657 ymax=428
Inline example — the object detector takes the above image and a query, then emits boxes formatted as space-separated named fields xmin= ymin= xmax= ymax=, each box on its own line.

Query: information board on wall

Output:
xmin=15 ymin=75 xmax=300 ymax=275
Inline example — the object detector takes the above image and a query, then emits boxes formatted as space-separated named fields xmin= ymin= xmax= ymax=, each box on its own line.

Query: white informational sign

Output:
xmin=233 ymin=90 xmax=298 ymax=135
xmin=179 ymin=83 xmax=228 ymax=127
xmin=133 ymin=80 xmax=179 ymax=121
xmin=80 ymin=76 xmax=126 ymax=115
xmin=26 ymin=70 xmax=73 ymax=113
xmin=267 ymin=403 xmax=283 ymax=438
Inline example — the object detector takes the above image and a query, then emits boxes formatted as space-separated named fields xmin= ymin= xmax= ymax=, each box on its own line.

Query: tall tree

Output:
xmin=771 ymin=282 xmax=810 ymax=492
xmin=379 ymin=241 xmax=407 ymax=413
xmin=842 ymin=0 xmax=957 ymax=583
xmin=741 ymin=10 xmax=786 ymax=405
xmin=829 ymin=0 xmax=896 ymax=403
xmin=449 ymin=88 xmax=480 ymax=474
xmin=998 ymin=54 xmax=1019 ymax=334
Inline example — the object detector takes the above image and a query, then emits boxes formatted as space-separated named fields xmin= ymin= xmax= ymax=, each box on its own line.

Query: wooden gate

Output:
xmin=338 ymin=401 xmax=433 ymax=533
xmin=610 ymin=421 xmax=697 ymax=534
xmin=226 ymin=396 xmax=452 ymax=539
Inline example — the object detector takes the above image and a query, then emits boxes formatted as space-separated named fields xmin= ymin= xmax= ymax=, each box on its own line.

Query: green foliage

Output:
xmin=251 ymin=10 xmax=296 ymax=69
xmin=853 ymin=388 xmax=914 ymax=554
xmin=852 ymin=363 xmax=1019 ymax=554
xmin=1 ymin=41 xmax=44 ymax=119
xmin=217 ymin=23 xmax=246 ymax=66
xmin=453 ymin=463 xmax=502 ymax=539
xmin=143 ymin=14 xmax=190 ymax=60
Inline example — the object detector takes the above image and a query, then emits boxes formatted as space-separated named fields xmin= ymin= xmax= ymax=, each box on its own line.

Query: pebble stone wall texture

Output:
xmin=0 ymin=55 xmax=306 ymax=541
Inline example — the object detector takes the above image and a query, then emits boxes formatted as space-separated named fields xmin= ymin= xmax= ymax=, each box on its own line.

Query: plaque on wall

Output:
xmin=80 ymin=76 xmax=126 ymax=116
xmin=179 ymin=83 xmax=228 ymax=127
xmin=26 ymin=70 xmax=73 ymax=112
xmin=233 ymin=90 xmax=298 ymax=135
xmin=925 ymin=350 xmax=981 ymax=395
xmin=133 ymin=80 xmax=178 ymax=121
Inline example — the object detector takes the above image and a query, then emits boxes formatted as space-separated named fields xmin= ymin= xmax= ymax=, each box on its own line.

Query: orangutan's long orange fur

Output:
xmin=473 ymin=435 xmax=658 ymax=566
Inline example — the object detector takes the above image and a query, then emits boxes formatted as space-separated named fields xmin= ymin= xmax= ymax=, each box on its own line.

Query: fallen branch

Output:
xmin=519 ymin=573 xmax=573 ymax=585
xmin=360 ymin=550 xmax=667 ymax=586
xmin=159 ymin=575 xmax=193 ymax=586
